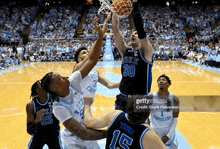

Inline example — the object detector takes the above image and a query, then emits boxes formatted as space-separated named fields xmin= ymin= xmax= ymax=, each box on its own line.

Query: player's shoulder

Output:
xmin=26 ymin=101 xmax=34 ymax=112
xmin=108 ymin=110 xmax=123 ymax=119
xmin=173 ymin=95 xmax=180 ymax=105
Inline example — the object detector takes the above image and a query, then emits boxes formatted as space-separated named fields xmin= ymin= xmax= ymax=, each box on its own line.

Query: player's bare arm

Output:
xmin=73 ymin=14 xmax=111 ymax=73
xmin=84 ymin=95 xmax=121 ymax=128
xmin=63 ymin=117 xmax=107 ymax=140
xmin=112 ymin=13 xmax=129 ymax=57
xmin=142 ymin=130 xmax=167 ymax=149
xmin=26 ymin=102 xmax=45 ymax=135
xmin=98 ymin=70 xmax=120 ymax=89
xmin=79 ymin=17 xmax=106 ymax=79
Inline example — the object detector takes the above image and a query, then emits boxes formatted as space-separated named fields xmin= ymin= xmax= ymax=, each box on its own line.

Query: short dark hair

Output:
xmin=74 ymin=46 xmax=88 ymax=63
xmin=126 ymin=95 xmax=150 ymax=124
xmin=157 ymin=74 xmax=171 ymax=85
xmin=41 ymin=72 xmax=56 ymax=96
xmin=30 ymin=80 xmax=40 ymax=98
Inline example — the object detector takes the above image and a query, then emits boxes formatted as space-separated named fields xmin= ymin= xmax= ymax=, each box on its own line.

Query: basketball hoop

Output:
xmin=98 ymin=0 xmax=113 ymax=15
xmin=98 ymin=0 xmax=132 ymax=18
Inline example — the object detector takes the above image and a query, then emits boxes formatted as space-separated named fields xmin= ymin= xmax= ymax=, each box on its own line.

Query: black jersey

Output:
xmin=32 ymin=94 xmax=60 ymax=135
xmin=119 ymin=48 xmax=153 ymax=95
xmin=106 ymin=112 xmax=149 ymax=149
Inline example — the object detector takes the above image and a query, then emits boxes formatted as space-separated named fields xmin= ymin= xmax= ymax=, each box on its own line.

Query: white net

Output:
xmin=98 ymin=0 xmax=132 ymax=18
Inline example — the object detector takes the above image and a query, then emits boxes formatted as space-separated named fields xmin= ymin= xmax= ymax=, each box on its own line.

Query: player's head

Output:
xmin=126 ymin=95 xmax=150 ymax=124
xmin=130 ymin=30 xmax=140 ymax=48
xmin=30 ymin=80 xmax=46 ymax=99
xmin=74 ymin=46 xmax=89 ymax=63
xmin=157 ymin=74 xmax=171 ymax=90
xmin=41 ymin=72 xmax=69 ymax=97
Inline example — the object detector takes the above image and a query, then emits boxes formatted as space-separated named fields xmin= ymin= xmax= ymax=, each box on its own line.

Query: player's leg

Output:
xmin=46 ymin=132 xmax=63 ymax=149
xmin=28 ymin=135 xmax=45 ymax=149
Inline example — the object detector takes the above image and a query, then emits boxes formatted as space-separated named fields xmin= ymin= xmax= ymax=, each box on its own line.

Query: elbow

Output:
xmin=84 ymin=121 xmax=93 ymax=129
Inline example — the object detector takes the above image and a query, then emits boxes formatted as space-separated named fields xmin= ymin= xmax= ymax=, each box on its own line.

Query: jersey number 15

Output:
xmin=109 ymin=130 xmax=133 ymax=149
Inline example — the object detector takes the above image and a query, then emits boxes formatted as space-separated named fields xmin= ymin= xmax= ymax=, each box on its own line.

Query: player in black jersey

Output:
xmin=112 ymin=0 xmax=154 ymax=112
xmin=83 ymin=95 xmax=166 ymax=149
xmin=26 ymin=80 xmax=62 ymax=149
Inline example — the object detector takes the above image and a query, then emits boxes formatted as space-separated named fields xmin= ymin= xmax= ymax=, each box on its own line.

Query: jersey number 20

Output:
xmin=109 ymin=130 xmax=133 ymax=149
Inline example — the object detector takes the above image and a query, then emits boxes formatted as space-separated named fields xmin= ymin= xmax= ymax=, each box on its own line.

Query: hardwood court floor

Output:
xmin=0 ymin=61 xmax=219 ymax=149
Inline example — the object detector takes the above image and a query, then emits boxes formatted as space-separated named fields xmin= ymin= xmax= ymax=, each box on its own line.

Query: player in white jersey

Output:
xmin=149 ymin=74 xmax=180 ymax=149
xmin=40 ymin=16 xmax=110 ymax=149
xmin=73 ymin=40 xmax=120 ymax=99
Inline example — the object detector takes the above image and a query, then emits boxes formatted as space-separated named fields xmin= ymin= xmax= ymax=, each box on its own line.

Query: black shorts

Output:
xmin=28 ymin=132 xmax=62 ymax=149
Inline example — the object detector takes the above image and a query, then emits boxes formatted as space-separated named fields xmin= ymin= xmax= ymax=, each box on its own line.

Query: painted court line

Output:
xmin=0 ymin=62 xmax=34 ymax=75
xmin=0 ymin=113 xmax=25 ymax=118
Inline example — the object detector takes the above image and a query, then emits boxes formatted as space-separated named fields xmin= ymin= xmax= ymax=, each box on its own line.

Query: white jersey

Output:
xmin=53 ymin=70 xmax=99 ymax=149
xmin=150 ymin=92 xmax=174 ymax=129
xmin=80 ymin=69 xmax=98 ymax=99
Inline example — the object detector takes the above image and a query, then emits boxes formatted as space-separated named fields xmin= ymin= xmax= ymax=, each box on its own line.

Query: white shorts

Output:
xmin=61 ymin=130 xmax=100 ymax=149
xmin=153 ymin=127 xmax=178 ymax=149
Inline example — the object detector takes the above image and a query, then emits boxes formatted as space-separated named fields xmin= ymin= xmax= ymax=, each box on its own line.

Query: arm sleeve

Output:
xmin=167 ymin=118 xmax=178 ymax=139
xmin=132 ymin=2 xmax=146 ymax=39
xmin=53 ymin=105 xmax=72 ymax=123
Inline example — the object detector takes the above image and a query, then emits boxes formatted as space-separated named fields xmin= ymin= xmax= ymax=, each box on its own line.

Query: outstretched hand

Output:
xmin=103 ymin=12 xmax=111 ymax=33
xmin=94 ymin=14 xmax=111 ymax=37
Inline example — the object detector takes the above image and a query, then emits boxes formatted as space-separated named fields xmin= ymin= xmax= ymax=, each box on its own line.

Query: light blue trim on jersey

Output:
xmin=140 ymin=128 xmax=149 ymax=149
xmin=32 ymin=100 xmax=36 ymax=114
xmin=166 ymin=133 xmax=176 ymax=147
xmin=138 ymin=48 xmax=153 ymax=64
xmin=58 ymin=87 xmax=75 ymax=105
xmin=125 ymin=113 xmax=130 ymax=121
xmin=36 ymin=94 xmax=50 ymax=106
xmin=58 ymin=131 xmax=63 ymax=149
xmin=70 ymin=85 xmax=83 ymax=95
xmin=108 ymin=112 xmax=124 ymax=130
xmin=28 ymin=134 xmax=34 ymax=149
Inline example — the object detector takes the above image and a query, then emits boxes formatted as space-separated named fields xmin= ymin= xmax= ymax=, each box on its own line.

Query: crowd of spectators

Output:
xmin=0 ymin=3 xmax=220 ymax=70
xmin=29 ymin=5 xmax=82 ymax=41
xmin=0 ymin=5 xmax=39 ymax=44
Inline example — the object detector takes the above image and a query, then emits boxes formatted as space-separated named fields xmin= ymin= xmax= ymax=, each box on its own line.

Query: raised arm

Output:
xmin=83 ymin=96 xmax=121 ymax=129
xmin=142 ymin=130 xmax=167 ymax=149
xmin=73 ymin=15 xmax=111 ymax=72
xmin=112 ymin=13 xmax=129 ymax=57
xmin=98 ymin=70 xmax=120 ymax=89
xmin=80 ymin=15 xmax=111 ymax=79
xmin=132 ymin=0 xmax=153 ymax=62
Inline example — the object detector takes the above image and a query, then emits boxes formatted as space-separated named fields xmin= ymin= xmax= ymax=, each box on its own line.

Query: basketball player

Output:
xmin=26 ymin=80 xmax=62 ymax=149
xmin=83 ymin=95 xmax=167 ymax=149
xmin=73 ymin=17 xmax=120 ymax=99
xmin=149 ymin=74 xmax=180 ymax=149
xmin=40 ymin=17 xmax=109 ymax=149
xmin=112 ymin=0 xmax=154 ymax=112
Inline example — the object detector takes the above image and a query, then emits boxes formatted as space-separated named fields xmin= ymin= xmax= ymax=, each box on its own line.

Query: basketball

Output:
xmin=112 ymin=0 xmax=132 ymax=18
